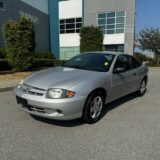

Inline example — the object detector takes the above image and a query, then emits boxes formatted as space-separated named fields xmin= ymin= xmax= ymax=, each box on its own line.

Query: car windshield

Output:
xmin=63 ymin=53 xmax=115 ymax=72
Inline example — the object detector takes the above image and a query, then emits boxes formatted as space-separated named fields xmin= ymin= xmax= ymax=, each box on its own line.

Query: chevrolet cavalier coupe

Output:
xmin=15 ymin=52 xmax=148 ymax=123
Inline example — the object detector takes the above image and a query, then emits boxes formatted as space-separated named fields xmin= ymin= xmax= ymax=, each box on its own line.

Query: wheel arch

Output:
xmin=84 ymin=88 xmax=107 ymax=108
xmin=143 ymin=75 xmax=148 ymax=83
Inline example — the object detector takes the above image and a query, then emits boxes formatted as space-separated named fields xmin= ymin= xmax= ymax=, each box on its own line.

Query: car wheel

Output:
xmin=138 ymin=79 xmax=147 ymax=96
xmin=83 ymin=91 xmax=105 ymax=124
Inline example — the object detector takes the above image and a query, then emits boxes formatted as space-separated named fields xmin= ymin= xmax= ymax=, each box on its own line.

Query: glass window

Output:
xmin=105 ymin=45 xmax=124 ymax=52
xmin=107 ymin=18 xmax=115 ymax=24
xmin=107 ymin=12 xmax=115 ymax=18
xmin=106 ymin=30 xmax=115 ymax=34
xmin=66 ymin=18 xmax=75 ymax=23
xmin=76 ymin=18 xmax=82 ymax=22
xmin=116 ymin=24 xmax=124 ymax=29
xmin=59 ymin=17 xmax=82 ymax=34
xmin=98 ymin=13 xmax=106 ymax=19
xmin=130 ymin=56 xmax=142 ymax=69
xmin=117 ymin=11 xmax=125 ymax=17
xmin=66 ymin=23 xmax=75 ymax=29
xmin=63 ymin=53 xmax=115 ymax=72
xmin=60 ymin=25 xmax=65 ymax=30
xmin=116 ymin=17 xmax=125 ymax=23
xmin=66 ymin=29 xmax=75 ymax=33
xmin=116 ymin=29 xmax=124 ymax=34
xmin=76 ymin=23 xmax=82 ymax=28
xmin=114 ymin=55 xmax=131 ymax=71
xmin=98 ymin=10 xmax=126 ymax=35
xmin=107 ymin=24 xmax=115 ymax=29
xmin=60 ymin=47 xmax=80 ymax=60
xmin=76 ymin=29 xmax=80 ymax=33
xmin=98 ymin=25 xmax=106 ymax=30
xmin=60 ymin=19 xmax=65 ymax=24
xmin=60 ymin=30 xmax=65 ymax=34
xmin=98 ymin=19 xmax=106 ymax=25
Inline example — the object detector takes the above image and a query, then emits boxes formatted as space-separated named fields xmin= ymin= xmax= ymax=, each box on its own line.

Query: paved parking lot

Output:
xmin=0 ymin=68 xmax=160 ymax=160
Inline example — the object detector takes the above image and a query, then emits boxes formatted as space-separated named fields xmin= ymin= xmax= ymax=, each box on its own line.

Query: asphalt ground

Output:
xmin=0 ymin=68 xmax=160 ymax=160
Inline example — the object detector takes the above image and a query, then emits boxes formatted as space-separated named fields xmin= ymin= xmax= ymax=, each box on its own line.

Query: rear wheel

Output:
xmin=83 ymin=91 xmax=105 ymax=124
xmin=137 ymin=79 xmax=147 ymax=96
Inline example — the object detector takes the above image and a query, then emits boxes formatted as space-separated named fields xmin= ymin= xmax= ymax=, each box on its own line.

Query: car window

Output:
xmin=132 ymin=57 xmax=142 ymax=68
xmin=127 ymin=56 xmax=142 ymax=69
xmin=114 ymin=55 xmax=131 ymax=71
xmin=63 ymin=53 xmax=115 ymax=72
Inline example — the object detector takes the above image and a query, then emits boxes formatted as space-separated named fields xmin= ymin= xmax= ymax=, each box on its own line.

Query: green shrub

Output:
xmin=134 ymin=52 xmax=153 ymax=63
xmin=35 ymin=52 xmax=55 ymax=59
xmin=80 ymin=26 xmax=104 ymax=53
xmin=0 ymin=59 xmax=11 ymax=71
xmin=3 ymin=18 xmax=35 ymax=71
xmin=145 ymin=60 xmax=160 ymax=67
xmin=31 ymin=59 xmax=66 ymax=69
xmin=0 ymin=48 xmax=6 ymax=59
xmin=32 ymin=59 xmax=54 ymax=68
xmin=53 ymin=59 xmax=66 ymax=66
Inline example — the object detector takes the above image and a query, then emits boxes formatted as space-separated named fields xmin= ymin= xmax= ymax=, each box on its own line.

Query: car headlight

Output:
xmin=46 ymin=89 xmax=76 ymax=99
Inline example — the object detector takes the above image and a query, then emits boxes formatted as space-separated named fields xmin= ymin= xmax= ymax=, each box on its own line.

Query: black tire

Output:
xmin=83 ymin=91 xmax=105 ymax=124
xmin=137 ymin=79 xmax=147 ymax=96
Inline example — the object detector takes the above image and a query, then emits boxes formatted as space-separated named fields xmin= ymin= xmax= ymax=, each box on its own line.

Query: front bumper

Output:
xmin=14 ymin=86 xmax=86 ymax=120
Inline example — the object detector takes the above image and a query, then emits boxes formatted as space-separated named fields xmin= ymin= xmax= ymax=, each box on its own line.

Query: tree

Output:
xmin=134 ymin=52 xmax=153 ymax=62
xmin=3 ymin=18 xmax=35 ymax=71
xmin=80 ymin=26 xmax=104 ymax=53
xmin=138 ymin=28 xmax=160 ymax=64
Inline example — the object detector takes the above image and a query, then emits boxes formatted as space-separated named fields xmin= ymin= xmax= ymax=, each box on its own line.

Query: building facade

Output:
xmin=0 ymin=0 xmax=50 ymax=52
xmin=0 ymin=0 xmax=136 ymax=60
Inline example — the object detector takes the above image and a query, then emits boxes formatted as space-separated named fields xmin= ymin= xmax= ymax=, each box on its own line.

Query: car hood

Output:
xmin=24 ymin=67 xmax=102 ymax=90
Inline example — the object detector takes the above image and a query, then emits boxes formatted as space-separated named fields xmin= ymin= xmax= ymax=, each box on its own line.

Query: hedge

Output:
xmin=0 ymin=59 xmax=11 ymax=71
xmin=35 ymin=52 xmax=55 ymax=60
xmin=0 ymin=59 xmax=66 ymax=71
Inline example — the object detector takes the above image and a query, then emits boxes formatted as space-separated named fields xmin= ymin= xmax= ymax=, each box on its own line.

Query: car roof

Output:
xmin=84 ymin=51 xmax=126 ymax=56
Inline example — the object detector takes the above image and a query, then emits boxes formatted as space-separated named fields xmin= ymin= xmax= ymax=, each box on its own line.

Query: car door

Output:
xmin=127 ymin=55 xmax=140 ymax=92
xmin=110 ymin=55 xmax=136 ymax=101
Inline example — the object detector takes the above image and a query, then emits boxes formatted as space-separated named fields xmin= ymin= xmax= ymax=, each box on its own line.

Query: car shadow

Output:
xmin=31 ymin=92 xmax=138 ymax=127
xmin=101 ymin=92 xmax=138 ymax=118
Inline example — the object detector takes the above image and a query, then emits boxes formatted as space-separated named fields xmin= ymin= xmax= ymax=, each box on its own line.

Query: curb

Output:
xmin=0 ymin=87 xmax=14 ymax=93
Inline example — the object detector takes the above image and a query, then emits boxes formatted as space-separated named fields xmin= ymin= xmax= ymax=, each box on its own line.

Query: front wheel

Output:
xmin=137 ymin=79 xmax=147 ymax=96
xmin=83 ymin=91 xmax=105 ymax=124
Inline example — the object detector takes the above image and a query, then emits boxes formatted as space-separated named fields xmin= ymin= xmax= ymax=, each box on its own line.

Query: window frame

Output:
xmin=59 ymin=17 xmax=82 ymax=34
xmin=97 ymin=10 xmax=126 ymax=35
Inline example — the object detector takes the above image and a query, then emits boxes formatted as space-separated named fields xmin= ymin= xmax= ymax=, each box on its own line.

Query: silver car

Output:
xmin=14 ymin=52 xmax=148 ymax=124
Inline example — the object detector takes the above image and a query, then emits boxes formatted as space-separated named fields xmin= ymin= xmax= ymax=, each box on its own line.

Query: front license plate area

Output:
xmin=16 ymin=96 xmax=28 ymax=107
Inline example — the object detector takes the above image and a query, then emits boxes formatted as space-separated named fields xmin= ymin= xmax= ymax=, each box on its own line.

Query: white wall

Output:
xmin=21 ymin=0 xmax=48 ymax=14
xmin=59 ymin=0 xmax=82 ymax=19
xmin=60 ymin=34 xmax=80 ymax=47
xmin=104 ymin=34 xmax=125 ymax=45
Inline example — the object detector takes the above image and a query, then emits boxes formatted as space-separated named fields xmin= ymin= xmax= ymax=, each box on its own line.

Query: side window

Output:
xmin=132 ymin=57 xmax=142 ymax=69
xmin=114 ymin=55 xmax=131 ymax=71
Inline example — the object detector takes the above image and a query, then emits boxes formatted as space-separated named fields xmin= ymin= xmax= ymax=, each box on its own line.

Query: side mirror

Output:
xmin=113 ymin=67 xmax=125 ymax=74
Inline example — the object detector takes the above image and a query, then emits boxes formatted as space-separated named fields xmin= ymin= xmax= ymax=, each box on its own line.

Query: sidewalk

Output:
xmin=0 ymin=79 xmax=20 ymax=92
xmin=0 ymin=72 xmax=31 ymax=92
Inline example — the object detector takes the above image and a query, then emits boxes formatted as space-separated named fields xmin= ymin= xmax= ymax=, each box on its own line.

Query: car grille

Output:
xmin=19 ymin=84 xmax=45 ymax=96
